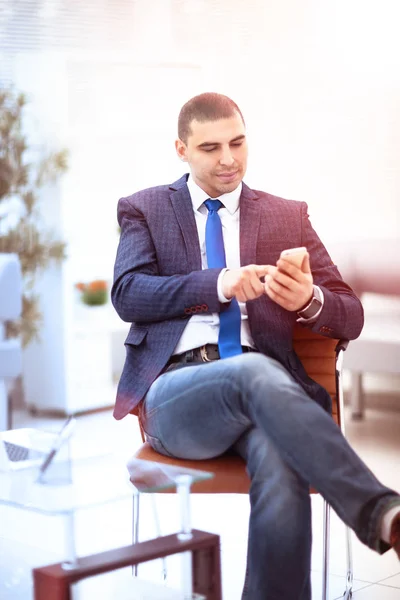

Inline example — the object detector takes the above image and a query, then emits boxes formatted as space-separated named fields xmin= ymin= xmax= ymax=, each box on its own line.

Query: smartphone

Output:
xmin=279 ymin=246 xmax=307 ymax=269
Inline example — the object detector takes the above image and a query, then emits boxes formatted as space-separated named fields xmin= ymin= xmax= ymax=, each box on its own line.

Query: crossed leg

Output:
xmin=141 ymin=352 xmax=399 ymax=598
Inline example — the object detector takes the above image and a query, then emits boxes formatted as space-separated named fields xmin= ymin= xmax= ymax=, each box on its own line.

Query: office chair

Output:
xmin=132 ymin=325 xmax=353 ymax=600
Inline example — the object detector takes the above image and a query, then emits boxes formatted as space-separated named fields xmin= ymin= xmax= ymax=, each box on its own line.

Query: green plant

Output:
xmin=0 ymin=89 xmax=68 ymax=346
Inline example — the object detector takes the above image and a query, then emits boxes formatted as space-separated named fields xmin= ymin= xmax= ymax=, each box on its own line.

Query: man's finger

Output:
xmin=250 ymin=272 xmax=266 ymax=296
xmin=301 ymin=253 xmax=311 ymax=273
xmin=265 ymin=284 xmax=288 ymax=306
xmin=241 ymin=272 xmax=265 ymax=299
xmin=254 ymin=264 xmax=272 ymax=277
xmin=270 ymin=269 xmax=297 ymax=291
xmin=277 ymin=258 xmax=302 ymax=281
xmin=268 ymin=277 xmax=297 ymax=300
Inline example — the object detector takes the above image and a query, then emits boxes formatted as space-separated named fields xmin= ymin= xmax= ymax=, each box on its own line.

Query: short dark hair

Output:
xmin=178 ymin=92 xmax=245 ymax=143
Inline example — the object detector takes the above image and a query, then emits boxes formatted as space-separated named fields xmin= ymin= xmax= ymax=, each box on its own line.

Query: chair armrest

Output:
xmin=335 ymin=339 xmax=348 ymax=377
xmin=335 ymin=339 xmax=349 ymax=353
xmin=334 ymin=339 xmax=349 ymax=435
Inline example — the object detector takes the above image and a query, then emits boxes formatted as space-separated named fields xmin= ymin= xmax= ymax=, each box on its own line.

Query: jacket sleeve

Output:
xmin=111 ymin=196 xmax=223 ymax=323
xmin=300 ymin=202 xmax=364 ymax=340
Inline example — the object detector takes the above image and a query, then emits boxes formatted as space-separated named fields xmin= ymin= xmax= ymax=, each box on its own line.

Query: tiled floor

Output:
xmin=1 ymin=396 xmax=399 ymax=599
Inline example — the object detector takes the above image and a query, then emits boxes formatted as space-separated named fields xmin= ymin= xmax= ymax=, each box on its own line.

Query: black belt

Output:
xmin=167 ymin=343 xmax=256 ymax=366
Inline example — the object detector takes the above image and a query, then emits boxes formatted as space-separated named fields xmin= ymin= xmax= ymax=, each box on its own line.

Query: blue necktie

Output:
xmin=204 ymin=199 xmax=242 ymax=358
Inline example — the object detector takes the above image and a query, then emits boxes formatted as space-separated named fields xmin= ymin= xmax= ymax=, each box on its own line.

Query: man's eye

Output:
xmin=231 ymin=142 xmax=243 ymax=147
xmin=203 ymin=147 xmax=216 ymax=152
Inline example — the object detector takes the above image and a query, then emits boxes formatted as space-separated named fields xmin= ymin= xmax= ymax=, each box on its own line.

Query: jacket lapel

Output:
xmin=240 ymin=183 xmax=261 ymax=266
xmin=169 ymin=177 xmax=202 ymax=271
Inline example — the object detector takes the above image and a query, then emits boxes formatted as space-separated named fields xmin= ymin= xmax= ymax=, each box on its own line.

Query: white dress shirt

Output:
xmin=173 ymin=176 xmax=255 ymax=354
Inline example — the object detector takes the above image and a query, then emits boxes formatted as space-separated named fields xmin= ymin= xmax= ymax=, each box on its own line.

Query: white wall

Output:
xmin=9 ymin=0 xmax=400 ymax=280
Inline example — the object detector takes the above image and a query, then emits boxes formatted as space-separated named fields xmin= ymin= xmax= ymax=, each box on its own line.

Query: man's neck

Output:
xmin=187 ymin=174 xmax=242 ymax=214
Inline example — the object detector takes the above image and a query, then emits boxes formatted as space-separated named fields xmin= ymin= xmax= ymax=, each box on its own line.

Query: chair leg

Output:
xmin=322 ymin=500 xmax=330 ymax=600
xmin=343 ymin=526 xmax=353 ymax=599
xmin=150 ymin=495 xmax=168 ymax=581
xmin=132 ymin=493 xmax=168 ymax=581
xmin=132 ymin=492 xmax=140 ymax=576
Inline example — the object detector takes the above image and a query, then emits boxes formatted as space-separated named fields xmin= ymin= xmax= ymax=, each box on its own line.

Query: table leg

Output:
xmin=176 ymin=474 xmax=193 ymax=599
xmin=132 ymin=491 xmax=140 ymax=576
xmin=150 ymin=494 xmax=168 ymax=580
xmin=61 ymin=511 xmax=78 ymax=571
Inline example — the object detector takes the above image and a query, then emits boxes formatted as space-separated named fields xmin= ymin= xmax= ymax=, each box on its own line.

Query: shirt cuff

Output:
xmin=217 ymin=268 xmax=231 ymax=303
xmin=296 ymin=285 xmax=325 ymax=324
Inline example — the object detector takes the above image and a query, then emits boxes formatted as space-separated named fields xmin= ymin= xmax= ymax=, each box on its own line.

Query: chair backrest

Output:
xmin=292 ymin=324 xmax=339 ymax=424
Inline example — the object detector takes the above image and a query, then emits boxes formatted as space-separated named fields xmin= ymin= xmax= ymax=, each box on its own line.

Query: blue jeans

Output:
xmin=141 ymin=353 xmax=399 ymax=600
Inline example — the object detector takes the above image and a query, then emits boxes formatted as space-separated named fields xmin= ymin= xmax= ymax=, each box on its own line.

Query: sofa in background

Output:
xmin=327 ymin=238 xmax=400 ymax=419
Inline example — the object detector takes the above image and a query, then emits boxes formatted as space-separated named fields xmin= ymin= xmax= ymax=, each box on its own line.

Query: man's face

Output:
xmin=175 ymin=112 xmax=248 ymax=198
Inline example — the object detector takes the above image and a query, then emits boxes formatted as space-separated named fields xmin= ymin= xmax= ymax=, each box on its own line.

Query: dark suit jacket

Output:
xmin=112 ymin=174 xmax=363 ymax=420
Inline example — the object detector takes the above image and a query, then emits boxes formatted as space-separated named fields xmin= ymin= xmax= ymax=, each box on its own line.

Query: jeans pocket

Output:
xmin=144 ymin=431 xmax=174 ymax=458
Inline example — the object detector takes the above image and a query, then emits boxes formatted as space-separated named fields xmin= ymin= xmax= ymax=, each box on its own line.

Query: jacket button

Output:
xmin=184 ymin=308 xmax=192 ymax=315
xmin=201 ymin=304 xmax=208 ymax=311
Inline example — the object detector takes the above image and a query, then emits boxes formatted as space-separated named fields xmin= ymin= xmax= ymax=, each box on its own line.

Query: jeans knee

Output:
xmin=229 ymin=352 xmax=292 ymax=403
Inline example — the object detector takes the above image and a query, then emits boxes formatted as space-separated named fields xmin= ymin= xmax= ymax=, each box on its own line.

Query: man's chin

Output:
xmin=214 ymin=176 xmax=242 ymax=195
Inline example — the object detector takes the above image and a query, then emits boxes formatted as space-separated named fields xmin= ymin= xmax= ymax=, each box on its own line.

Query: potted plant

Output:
xmin=75 ymin=280 xmax=108 ymax=306
xmin=0 ymin=88 xmax=68 ymax=347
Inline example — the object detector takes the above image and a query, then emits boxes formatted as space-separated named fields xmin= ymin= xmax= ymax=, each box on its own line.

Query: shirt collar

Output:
xmin=187 ymin=174 xmax=242 ymax=215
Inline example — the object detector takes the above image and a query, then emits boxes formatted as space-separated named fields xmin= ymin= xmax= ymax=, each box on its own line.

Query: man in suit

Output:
xmin=112 ymin=93 xmax=400 ymax=599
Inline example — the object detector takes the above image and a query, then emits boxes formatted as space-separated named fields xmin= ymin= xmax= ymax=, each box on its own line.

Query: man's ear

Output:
xmin=175 ymin=138 xmax=188 ymax=162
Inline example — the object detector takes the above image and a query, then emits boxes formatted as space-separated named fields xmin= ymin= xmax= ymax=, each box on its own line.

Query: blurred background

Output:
xmin=1 ymin=0 xmax=400 ymax=415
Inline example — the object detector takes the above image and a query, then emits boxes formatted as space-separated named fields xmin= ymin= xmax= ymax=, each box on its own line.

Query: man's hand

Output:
xmin=222 ymin=264 xmax=270 ymax=302
xmin=264 ymin=253 xmax=314 ymax=312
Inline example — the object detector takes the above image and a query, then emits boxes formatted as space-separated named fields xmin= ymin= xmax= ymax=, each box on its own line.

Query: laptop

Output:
xmin=0 ymin=427 xmax=59 ymax=471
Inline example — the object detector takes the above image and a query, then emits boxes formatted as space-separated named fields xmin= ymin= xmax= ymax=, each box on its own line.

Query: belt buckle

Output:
xmin=200 ymin=345 xmax=212 ymax=362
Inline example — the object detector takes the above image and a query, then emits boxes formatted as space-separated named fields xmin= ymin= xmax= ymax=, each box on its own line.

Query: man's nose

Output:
xmin=219 ymin=147 xmax=234 ymax=166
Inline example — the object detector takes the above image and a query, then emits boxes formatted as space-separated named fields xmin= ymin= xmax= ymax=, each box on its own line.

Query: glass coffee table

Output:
xmin=0 ymin=453 xmax=221 ymax=600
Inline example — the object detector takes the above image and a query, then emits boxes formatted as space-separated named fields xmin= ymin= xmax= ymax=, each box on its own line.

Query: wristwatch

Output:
xmin=297 ymin=285 xmax=323 ymax=320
